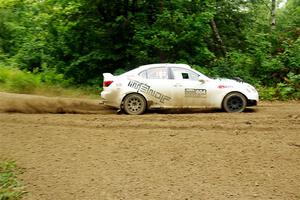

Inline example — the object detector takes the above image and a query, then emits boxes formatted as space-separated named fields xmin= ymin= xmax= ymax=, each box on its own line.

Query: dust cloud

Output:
xmin=0 ymin=92 xmax=113 ymax=114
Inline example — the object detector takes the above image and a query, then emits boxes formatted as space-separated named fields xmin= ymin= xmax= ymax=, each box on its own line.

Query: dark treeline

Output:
xmin=0 ymin=0 xmax=299 ymax=97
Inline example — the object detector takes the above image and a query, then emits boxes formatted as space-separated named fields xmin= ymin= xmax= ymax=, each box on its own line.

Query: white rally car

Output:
xmin=101 ymin=63 xmax=259 ymax=114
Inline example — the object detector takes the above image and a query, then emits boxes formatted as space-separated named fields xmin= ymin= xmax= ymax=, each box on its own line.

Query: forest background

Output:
xmin=0 ymin=0 xmax=299 ymax=99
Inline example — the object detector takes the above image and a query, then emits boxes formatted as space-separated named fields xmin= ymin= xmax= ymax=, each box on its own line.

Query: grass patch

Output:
xmin=0 ymin=66 xmax=101 ymax=99
xmin=0 ymin=160 xmax=25 ymax=200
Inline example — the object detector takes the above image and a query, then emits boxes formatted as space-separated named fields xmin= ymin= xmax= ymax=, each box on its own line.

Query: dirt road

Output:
xmin=0 ymin=92 xmax=299 ymax=200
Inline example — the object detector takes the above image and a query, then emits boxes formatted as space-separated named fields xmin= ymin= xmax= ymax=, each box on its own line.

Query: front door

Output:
xmin=170 ymin=67 xmax=209 ymax=108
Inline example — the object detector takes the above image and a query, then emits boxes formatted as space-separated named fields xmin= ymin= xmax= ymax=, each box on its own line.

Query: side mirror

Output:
xmin=198 ymin=77 xmax=206 ymax=84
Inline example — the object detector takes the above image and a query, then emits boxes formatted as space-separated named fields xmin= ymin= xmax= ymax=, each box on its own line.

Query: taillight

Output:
xmin=103 ymin=80 xmax=113 ymax=87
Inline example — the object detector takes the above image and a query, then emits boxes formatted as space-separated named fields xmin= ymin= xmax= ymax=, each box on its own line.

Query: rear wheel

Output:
xmin=223 ymin=92 xmax=247 ymax=113
xmin=123 ymin=93 xmax=147 ymax=115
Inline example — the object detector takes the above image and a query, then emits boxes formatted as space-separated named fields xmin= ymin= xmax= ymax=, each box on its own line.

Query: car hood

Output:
xmin=213 ymin=78 xmax=242 ymax=85
xmin=213 ymin=78 xmax=257 ymax=92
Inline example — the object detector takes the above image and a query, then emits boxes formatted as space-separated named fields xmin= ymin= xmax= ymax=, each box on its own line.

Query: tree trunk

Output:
xmin=210 ymin=18 xmax=227 ymax=56
xmin=131 ymin=0 xmax=137 ymax=14
xmin=160 ymin=0 xmax=164 ymax=12
xmin=124 ymin=0 xmax=129 ymax=17
xmin=271 ymin=0 xmax=276 ymax=29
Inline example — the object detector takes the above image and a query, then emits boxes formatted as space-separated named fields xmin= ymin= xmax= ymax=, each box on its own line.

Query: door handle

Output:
xmin=174 ymin=83 xmax=183 ymax=87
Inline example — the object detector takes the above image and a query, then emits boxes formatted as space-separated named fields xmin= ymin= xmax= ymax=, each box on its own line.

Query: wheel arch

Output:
xmin=120 ymin=92 xmax=148 ymax=110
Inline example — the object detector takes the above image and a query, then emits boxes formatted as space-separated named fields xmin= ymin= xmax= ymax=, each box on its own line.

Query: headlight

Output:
xmin=245 ymin=84 xmax=257 ymax=93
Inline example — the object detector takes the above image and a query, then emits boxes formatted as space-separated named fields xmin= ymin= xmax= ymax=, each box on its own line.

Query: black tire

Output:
xmin=222 ymin=92 xmax=247 ymax=113
xmin=123 ymin=93 xmax=147 ymax=115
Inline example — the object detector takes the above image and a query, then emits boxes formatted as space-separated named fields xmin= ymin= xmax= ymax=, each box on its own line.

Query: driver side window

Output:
xmin=171 ymin=67 xmax=199 ymax=81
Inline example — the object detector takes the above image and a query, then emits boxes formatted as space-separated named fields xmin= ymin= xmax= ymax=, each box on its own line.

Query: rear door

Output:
xmin=132 ymin=66 xmax=175 ymax=108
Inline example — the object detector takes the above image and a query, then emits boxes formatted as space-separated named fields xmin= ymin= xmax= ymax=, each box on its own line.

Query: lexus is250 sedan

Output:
xmin=101 ymin=63 xmax=259 ymax=115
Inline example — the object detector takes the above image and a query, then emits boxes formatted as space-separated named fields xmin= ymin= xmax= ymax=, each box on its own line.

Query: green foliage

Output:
xmin=38 ymin=68 xmax=70 ymax=86
xmin=210 ymin=51 xmax=257 ymax=84
xmin=280 ymin=38 xmax=300 ymax=72
xmin=113 ymin=68 xmax=126 ymax=76
xmin=257 ymin=86 xmax=277 ymax=100
xmin=0 ymin=66 xmax=99 ymax=97
xmin=277 ymin=72 xmax=300 ymax=100
xmin=0 ymin=160 xmax=25 ymax=200
xmin=132 ymin=8 xmax=214 ymax=65
xmin=0 ymin=0 xmax=299 ymax=99
xmin=258 ymin=72 xmax=300 ymax=100
xmin=0 ymin=67 xmax=40 ymax=93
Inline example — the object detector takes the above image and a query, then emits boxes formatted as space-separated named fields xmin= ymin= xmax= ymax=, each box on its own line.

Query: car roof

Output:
xmin=122 ymin=63 xmax=195 ymax=77
xmin=137 ymin=63 xmax=191 ymax=70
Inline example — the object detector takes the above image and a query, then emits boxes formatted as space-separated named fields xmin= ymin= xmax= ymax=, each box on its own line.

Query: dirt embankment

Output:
xmin=0 ymin=92 xmax=299 ymax=200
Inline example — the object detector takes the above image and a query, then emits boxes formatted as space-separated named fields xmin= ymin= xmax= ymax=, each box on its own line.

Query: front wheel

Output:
xmin=222 ymin=92 xmax=247 ymax=113
xmin=123 ymin=93 xmax=147 ymax=115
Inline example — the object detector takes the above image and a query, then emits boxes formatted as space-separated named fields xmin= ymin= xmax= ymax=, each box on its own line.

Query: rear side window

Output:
xmin=139 ymin=67 xmax=169 ymax=79
xmin=139 ymin=71 xmax=147 ymax=78
xmin=171 ymin=67 xmax=199 ymax=81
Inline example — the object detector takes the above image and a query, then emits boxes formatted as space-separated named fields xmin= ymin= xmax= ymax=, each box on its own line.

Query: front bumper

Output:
xmin=247 ymin=99 xmax=258 ymax=107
